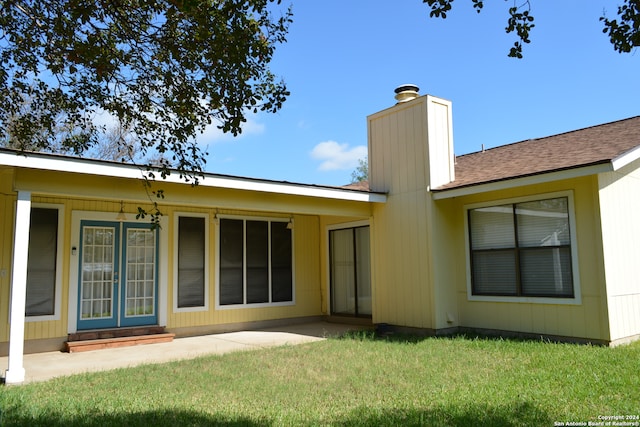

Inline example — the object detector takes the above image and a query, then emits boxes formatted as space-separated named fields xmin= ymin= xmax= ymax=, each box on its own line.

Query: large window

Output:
xmin=176 ymin=215 xmax=207 ymax=310
xmin=218 ymin=217 xmax=293 ymax=307
xmin=468 ymin=196 xmax=575 ymax=298
xmin=26 ymin=207 xmax=61 ymax=317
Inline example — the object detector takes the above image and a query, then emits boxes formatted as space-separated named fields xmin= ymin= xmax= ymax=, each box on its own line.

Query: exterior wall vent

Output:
xmin=394 ymin=84 xmax=420 ymax=103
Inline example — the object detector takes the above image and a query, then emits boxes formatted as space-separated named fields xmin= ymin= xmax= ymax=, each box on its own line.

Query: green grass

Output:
xmin=1 ymin=332 xmax=639 ymax=426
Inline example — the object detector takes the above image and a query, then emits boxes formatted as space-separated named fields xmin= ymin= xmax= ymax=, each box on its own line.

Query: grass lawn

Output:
xmin=0 ymin=332 xmax=639 ymax=426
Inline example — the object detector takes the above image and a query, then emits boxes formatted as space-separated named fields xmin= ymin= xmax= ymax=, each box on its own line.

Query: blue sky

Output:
xmin=198 ymin=1 xmax=640 ymax=186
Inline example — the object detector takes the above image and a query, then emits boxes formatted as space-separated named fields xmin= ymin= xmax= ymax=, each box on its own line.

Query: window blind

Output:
xmin=177 ymin=216 xmax=205 ymax=308
xmin=219 ymin=218 xmax=244 ymax=305
xmin=246 ymin=220 xmax=269 ymax=304
xmin=469 ymin=197 xmax=574 ymax=298
xmin=271 ymin=221 xmax=293 ymax=303
xmin=26 ymin=208 xmax=58 ymax=316
xmin=219 ymin=218 xmax=292 ymax=306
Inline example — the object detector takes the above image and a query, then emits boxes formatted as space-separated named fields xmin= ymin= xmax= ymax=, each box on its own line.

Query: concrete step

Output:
xmin=65 ymin=333 xmax=175 ymax=353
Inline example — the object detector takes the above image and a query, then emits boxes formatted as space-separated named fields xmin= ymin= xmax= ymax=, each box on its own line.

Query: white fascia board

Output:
xmin=611 ymin=145 xmax=640 ymax=171
xmin=200 ymin=175 xmax=387 ymax=202
xmin=432 ymin=163 xmax=613 ymax=200
xmin=0 ymin=151 xmax=145 ymax=180
xmin=0 ymin=151 xmax=386 ymax=203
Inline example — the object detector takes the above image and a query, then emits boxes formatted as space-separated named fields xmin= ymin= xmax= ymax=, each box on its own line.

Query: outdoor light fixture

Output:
xmin=116 ymin=201 xmax=127 ymax=221
xmin=286 ymin=217 xmax=294 ymax=230
xmin=214 ymin=210 xmax=219 ymax=225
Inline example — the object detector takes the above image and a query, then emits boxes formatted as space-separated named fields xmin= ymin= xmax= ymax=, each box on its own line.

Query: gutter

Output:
xmin=431 ymin=161 xmax=614 ymax=200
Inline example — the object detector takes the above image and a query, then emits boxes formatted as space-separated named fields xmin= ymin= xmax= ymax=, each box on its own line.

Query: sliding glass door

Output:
xmin=329 ymin=226 xmax=371 ymax=317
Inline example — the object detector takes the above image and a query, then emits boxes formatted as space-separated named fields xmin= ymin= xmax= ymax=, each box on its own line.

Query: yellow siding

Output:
xmin=368 ymin=97 xmax=429 ymax=194
xmin=367 ymin=95 xmax=454 ymax=330
xmin=370 ymin=189 xmax=433 ymax=329
xmin=0 ymin=166 xmax=372 ymax=348
xmin=597 ymin=158 xmax=640 ymax=342
xmin=426 ymin=97 xmax=455 ymax=188
xmin=430 ymin=197 xmax=461 ymax=329
xmin=445 ymin=176 xmax=610 ymax=341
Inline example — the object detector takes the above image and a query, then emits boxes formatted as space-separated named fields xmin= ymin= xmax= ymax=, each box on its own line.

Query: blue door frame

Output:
xmin=77 ymin=220 xmax=158 ymax=330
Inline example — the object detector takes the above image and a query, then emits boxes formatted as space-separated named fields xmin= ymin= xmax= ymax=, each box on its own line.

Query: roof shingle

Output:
xmin=436 ymin=116 xmax=640 ymax=190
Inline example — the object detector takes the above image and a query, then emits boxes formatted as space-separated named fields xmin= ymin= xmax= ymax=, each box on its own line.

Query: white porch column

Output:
xmin=5 ymin=191 xmax=31 ymax=384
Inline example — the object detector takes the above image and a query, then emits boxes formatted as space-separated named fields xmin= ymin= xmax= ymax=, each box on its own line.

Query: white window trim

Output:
xmin=173 ymin=212 xmax=210 ymax=313
xmin=215 ymin=214 xmax=295 ymax=310
xmin=464 ymin=191 xmax=582 ymax=305
xmin=25 ymin=203 xmax=64 ymax=322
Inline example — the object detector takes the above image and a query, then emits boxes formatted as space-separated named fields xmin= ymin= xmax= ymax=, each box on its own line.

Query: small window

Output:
xmin=26 ymin=208 xmax=59 ymax=317
xmin=218 ymin=217 xmax=293 ymax=307
xmin=468 ymin=197 xmax=574 ymax=298
xmin=177 ymin=216 xmax=206 ymax=308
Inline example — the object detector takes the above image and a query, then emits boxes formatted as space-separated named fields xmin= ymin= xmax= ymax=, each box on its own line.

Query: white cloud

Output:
xmin=310 ymin=140 xmax=367 ymax=171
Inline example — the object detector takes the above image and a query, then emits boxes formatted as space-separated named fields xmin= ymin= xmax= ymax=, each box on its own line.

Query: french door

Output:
xmin=329 ymin=225 xmax=372 ymax=317
xmin=77 ymin=220 xmax=158 ymax=330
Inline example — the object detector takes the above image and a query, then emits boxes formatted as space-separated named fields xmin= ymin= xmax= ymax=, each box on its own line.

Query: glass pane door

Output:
xmin=78 ymin=222 xmax=118 ymax=330
xmin=77 ymin=221 xmax=158 ymax=330
xmin=121 ymin=224 xmax=157 ymax=326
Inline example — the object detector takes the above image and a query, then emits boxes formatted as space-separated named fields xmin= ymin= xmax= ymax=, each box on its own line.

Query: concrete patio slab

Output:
xmin=1 ymin=321 xmax=367 ymax=384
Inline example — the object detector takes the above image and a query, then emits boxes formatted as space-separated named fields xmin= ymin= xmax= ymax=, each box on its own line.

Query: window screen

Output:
xmin=177 ymin=216 xmax=205 ymax=308
xmin=469 ymin=197 xmax=574 ymax=298
xmin=26 ymin=208 xmax=58 ymax=316
xmin=219 ymin=218 xmax=292 ymax=306
xmin=271 ymin=221 xmax=293 ymax=303
xmin=219 ymin=219 xmax=244 ymax=305
xmin=246 ymin=220 xmax=269 ymax=304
